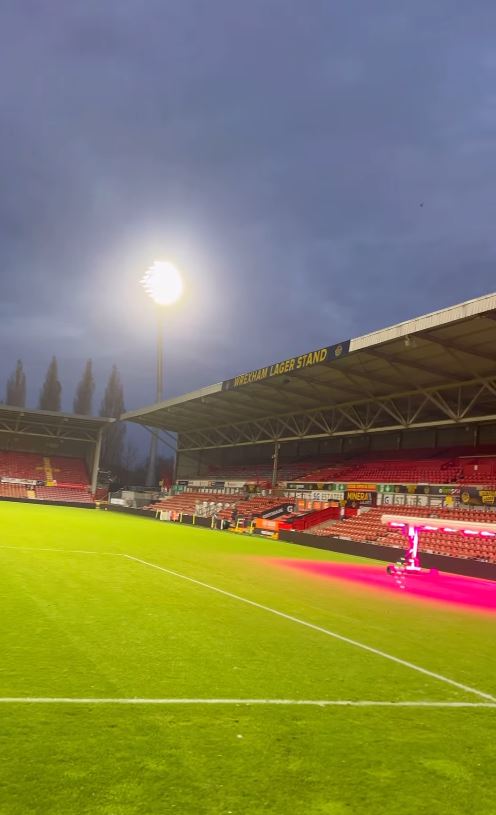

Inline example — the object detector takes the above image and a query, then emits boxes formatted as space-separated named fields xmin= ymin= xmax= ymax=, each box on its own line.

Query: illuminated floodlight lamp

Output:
xmin=141 ymin=260 xmax=183 ymax=306
xmin=140 ymin=260 xmax=183 ymax=488
xmin=381 ymin=513 xmax=496 ymax=579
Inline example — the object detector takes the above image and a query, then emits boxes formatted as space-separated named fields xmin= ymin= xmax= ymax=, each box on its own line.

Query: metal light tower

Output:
xmin=141 ymin=261 xmax=183 ymax=487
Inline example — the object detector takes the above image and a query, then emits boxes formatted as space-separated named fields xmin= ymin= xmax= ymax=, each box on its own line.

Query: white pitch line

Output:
xmin=0 ymin=698 xmax=495 ymax=708
xmin=124 ymin=554 xmax=496 ymax=704
xmin=5 ymin=546 xmax=495 ymax=704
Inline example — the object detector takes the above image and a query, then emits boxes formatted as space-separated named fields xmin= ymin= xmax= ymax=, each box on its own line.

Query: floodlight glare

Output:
xmin=141 ymin=261 xmax=183 ymax=306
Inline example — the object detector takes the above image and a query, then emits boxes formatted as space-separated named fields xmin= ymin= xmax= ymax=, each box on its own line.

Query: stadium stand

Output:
xmin=206 ymin=449 xmax=496 ymax=487
xmin=299 ymin=454 xmax=459 ymax=485
xmin=232 ymin=496 xmax=290 ymax=517
xmin=49 ymin=455 xmax=89 ymax=485
xmin=458 ymin=455 xmax=496 ymax=486
xmin=146 ymin=492 xmax=293 ymax=524
xmin=208 ymin=460 xmax=317 ymax=483
xmin=0 ymin=451 xmax=45 ymax=481
xmin=0 ymin=483 xmax=28 ymax=499
xmin=34 ymin=486 xmax=93 ymax=504
xmin=123 ymin=293 xmax=496 ymax=573
xmin=147 ymin=492 xmax=234 ymax=515
xmin=0 ymin=449 xmax=93 ymax=504
xmin=0 ymin=450 xmax=89 ymax=485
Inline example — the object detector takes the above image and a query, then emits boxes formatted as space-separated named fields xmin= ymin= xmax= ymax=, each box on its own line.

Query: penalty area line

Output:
xmin=123 ymin=554 xmax=496 ymax=704
xmin=0 ymin=698 xmax=494 ymax=708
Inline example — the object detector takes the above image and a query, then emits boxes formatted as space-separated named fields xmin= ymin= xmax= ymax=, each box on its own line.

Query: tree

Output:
xmin=38 ymin=357 xmax=61 ymax=411
xmin=99 ymin=365 xmax=126 ymax=471
xmin=5 ymin=360 xmax=26 ymax=407
xmin=73 ymin=359 xmax=95 ymax=415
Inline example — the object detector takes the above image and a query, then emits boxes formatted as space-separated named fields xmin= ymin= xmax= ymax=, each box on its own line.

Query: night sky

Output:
xmin=1 ymin=2 xmax=496 ymax=418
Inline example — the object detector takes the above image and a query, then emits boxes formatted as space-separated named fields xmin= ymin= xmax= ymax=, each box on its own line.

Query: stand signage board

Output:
xmin=222 ymin=340 xmax=350 ymax=391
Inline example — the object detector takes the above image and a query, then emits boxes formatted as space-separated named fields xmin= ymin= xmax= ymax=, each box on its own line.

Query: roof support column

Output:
xmin=91 ymin=429 xmax=103 ymax=495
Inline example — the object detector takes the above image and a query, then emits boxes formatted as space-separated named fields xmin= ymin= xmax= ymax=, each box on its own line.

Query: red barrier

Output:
xmin=289 ymin=505 xmax=341 ymax=531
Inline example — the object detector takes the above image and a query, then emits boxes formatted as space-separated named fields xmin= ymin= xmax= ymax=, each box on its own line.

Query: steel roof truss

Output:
xmin=366 ymin=348 xmax=464 ymax=382
xmin=0 ymin=415 xmax=100 ymax=443
xmin=177 ymin=377 xmax=496 ymax=450
xmin=420 ymin=330 xmax=496 ymax=366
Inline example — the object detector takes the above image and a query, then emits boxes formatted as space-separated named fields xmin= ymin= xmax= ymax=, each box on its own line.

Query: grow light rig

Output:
xmin=381 ymin=514 xmax=496 ymax=579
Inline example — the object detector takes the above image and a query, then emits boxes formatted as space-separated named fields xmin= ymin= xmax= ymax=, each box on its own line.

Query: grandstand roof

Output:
xmin=123 ymin=292 xmax=496 ymax=450
xmin=0 ymin=405 xmax=114 ymax=444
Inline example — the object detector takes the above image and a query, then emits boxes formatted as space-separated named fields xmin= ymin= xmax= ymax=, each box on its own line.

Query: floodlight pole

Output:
xmin=271 ymin=441 xmax=280 ymax=489
xmin=146 ymin=311 xmax=165 ymax=487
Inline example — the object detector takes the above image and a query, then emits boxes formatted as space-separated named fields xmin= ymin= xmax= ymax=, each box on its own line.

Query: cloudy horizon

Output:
xmin=1 ymin=1 xmax=496 ymax=419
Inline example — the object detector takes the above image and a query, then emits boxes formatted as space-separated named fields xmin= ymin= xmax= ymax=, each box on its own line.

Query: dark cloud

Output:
xmin=1 ymin=0 xmax=496 ymax=421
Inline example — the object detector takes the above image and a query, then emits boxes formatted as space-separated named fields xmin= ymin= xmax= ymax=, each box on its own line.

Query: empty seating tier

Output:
xmin=34 ymin=486 xmax=93 ymax=504
xmin=147 ymin=493 xmax=290 ymax=522
xmin=0 ymin=450 xmax=89 ymax=486
xmin=147 ymin=492 xmax=233 ymax=515
xmin=0 ymin=450 xmax=91 ymax=504
xmin=208 ymin=447 xmax=496 ymax=487
xmin=0 ymin=484 xmax=28 ymax=499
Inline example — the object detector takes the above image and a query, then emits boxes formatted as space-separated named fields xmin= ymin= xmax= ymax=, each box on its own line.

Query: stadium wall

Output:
xmin=107 ymin=504 xmax=159 ymax=519
xmin=0 ymin=496 xmax=96 ymax=510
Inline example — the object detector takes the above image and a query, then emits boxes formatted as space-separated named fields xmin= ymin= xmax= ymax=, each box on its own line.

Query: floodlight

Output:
xmin=141 ymin=260 xmax=184 ymax=488
xmin=141 ymin=261 xmax=183 ymax=306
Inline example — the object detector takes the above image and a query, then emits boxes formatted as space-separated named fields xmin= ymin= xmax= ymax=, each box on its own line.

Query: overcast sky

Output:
xmin=1 ymin=1 xmax=496 ymax=417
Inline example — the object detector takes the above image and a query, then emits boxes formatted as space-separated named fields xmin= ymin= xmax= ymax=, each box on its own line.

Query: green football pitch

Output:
xmin=1 ymin=502 xmax=495 ymax=815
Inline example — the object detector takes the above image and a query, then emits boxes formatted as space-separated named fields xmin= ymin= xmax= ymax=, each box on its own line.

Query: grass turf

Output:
xmin=0 ymin=502 xmax=495 ymax=814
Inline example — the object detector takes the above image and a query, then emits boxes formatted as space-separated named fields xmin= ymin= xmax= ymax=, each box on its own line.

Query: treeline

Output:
xmin=4 ymin=358 xmax=126 ymax=472
xmin=5 ymin=358 xmax=121 ymax=415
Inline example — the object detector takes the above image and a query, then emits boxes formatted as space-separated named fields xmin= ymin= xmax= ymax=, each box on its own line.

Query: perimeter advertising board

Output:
xmin=1 ymin=477 xmax=41 ymax=486
xmin=379 ymin=484 xmax=457 ymax=496
xmin=460 ymin=487 xmax=496 ymax=506
xmin=345 ymin=490 xmax=376 ymax=507
xmin=222 ymin=340 xmax=350 ymax=390
xmin=286 ymin=482 xmax=335 ymax=492
xmin=287 ymin=482 xmax=377 ymax=493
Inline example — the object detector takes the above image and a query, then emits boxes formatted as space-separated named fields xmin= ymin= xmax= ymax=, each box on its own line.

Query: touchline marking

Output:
xmin=124 ymin=554 xmax=496 ymax=704
xmin=0 ymin=698 xmax=494 ymax=708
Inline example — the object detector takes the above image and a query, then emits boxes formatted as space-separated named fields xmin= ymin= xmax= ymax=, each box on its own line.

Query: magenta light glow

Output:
xmin=269 ymin=559 xmax=496 ymax=613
